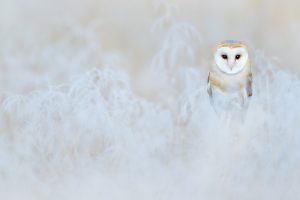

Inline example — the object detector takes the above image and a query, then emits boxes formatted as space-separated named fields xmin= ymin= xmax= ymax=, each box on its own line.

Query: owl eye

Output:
xmin=235 ymin=54 xmax=241 ymax=60
xmin=221 ymin=54 xmax=228 ymax=59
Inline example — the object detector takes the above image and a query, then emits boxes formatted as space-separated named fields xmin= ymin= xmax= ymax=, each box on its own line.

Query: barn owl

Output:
xmin=207 ymin=40 xmax=252 ymax=114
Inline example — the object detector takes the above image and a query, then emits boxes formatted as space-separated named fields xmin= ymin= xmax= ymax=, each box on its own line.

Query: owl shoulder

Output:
xmin=207 ymin=71 xmax=225 ymax=91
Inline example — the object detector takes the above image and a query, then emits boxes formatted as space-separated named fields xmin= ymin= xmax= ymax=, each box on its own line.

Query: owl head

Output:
xmin=214 ymin=40 xmax=249 ymax=74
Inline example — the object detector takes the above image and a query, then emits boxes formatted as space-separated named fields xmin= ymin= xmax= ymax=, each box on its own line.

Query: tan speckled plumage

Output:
xmin=217 ymin=40 xmax=247 ymax=49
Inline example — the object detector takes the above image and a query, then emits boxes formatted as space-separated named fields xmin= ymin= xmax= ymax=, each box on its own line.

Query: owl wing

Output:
xmin=246 ymin=72 xmax=252 ymax=97
xmin=207 ymin=72 xmax=212 ymax=97
xmin=207 ymin=72 xmax=216 ymax=107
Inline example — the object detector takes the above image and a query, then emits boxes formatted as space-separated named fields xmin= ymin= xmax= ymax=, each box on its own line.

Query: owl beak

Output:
xmin=228 ymin=60 xmax=235 ymax=70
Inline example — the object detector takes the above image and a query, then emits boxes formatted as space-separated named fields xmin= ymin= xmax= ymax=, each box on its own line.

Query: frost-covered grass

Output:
xmin=0 ymin=0 xmax=300 ymax=199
